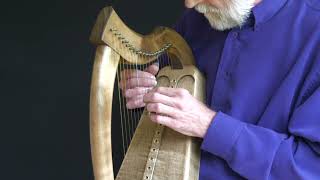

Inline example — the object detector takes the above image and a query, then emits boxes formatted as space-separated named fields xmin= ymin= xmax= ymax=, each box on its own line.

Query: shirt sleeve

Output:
xmin=201 ymin=74 xmax=320 ymax=179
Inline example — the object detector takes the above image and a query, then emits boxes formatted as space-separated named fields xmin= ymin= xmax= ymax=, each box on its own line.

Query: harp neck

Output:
xmin=90 ymin=6 xmax=195 ymax=68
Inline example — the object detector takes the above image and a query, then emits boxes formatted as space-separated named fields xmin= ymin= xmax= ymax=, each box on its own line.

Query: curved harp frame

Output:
xmin=90 ymin=6 xmax=197 ymax=180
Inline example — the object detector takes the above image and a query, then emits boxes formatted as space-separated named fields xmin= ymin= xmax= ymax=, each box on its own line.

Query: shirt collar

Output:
xmin=252 ymin=0 xmax=288 ymax=29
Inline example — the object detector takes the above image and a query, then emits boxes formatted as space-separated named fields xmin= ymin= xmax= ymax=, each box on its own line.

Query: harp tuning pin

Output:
xmin=109 ymin=28 xmax=116 ymax=32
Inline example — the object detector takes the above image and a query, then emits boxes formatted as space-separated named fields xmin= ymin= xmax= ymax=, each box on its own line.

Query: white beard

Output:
xmin=195 ymin=0 xmax=255 ymax=31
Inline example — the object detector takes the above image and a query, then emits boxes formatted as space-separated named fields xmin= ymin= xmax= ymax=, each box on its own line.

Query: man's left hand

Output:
xmin=143 ymin=87 xmax=216 ymax=138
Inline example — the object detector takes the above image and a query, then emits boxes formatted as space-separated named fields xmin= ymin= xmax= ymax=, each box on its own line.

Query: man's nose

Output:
xmin=185 ymin=0 xmax=203 ymax=8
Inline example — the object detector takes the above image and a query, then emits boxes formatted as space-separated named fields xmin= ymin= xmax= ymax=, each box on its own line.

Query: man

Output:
xmin=121 ymin=0 xmax=320 ymax=179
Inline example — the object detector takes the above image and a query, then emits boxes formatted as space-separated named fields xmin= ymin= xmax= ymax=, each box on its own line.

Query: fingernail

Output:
xmin=153 ymin=62 xmax=159 ymax=67
xmin=151 ymin=75 xmax=156 ymax=80
xmin=153 ymin=80 xmax=157 ymax=86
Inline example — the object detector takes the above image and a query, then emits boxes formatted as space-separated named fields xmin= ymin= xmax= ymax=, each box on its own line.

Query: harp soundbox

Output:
xmin=89 ymin=6 xmax=205 ymax=180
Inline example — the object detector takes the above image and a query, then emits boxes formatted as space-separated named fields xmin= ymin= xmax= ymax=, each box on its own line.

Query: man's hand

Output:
xmin=144 ymin=87 xmax=216 ymax=138
xmin=120 ymin=64 xmax=159 ymax=109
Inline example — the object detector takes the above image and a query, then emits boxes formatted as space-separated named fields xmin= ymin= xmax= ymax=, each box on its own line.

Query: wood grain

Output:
xmin=89 ymin=6 xmax=205 ymax=180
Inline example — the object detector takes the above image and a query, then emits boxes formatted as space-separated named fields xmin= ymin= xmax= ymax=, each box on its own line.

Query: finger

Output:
xmin=126 ymin=95 xmax=145 ymax=109
xmin=143 ymin=92 xmax=177 ymax=107
xmin=151 ymin=87 xmax=189 ymax=97
xmin=149 ymin=113 xmax=173 ymax=127
xmin=119 ymin=78 xmax=131 ymax=90
xmin=126 ymin=78 xmax=157 ymax=89
xmin=121 ymin=69 xmax=156 ymax=80
xmin=144 ymin=63 xmax=159 ymax=75
xmin=119 ymin=79 xmax=126 ymax=90
xmin=146 ymin=103 xmax=178 ymax=118
xmin=125 ymin=87 xmax=153 ymax=98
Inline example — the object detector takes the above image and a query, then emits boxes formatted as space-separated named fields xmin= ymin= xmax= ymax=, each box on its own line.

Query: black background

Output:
xmin=1 ymin=0 xmax=184 ymax=179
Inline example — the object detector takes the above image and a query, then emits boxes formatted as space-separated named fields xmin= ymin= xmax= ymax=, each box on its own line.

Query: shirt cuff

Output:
xmin=201 ymin=111 xmax=245 ymax=160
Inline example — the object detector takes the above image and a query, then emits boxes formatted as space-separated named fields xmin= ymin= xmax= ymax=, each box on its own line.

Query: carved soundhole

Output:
xmin=156 ymin=76 xmax=170 ymax=88
xmin=177 ymin=75 xmax=195 ymax=95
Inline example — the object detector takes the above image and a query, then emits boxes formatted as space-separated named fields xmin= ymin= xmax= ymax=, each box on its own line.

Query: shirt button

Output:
xmin=225 ymin=101 xmax=231 ymax=110
xmin=233 ymin=32 xmax=239 ymax=39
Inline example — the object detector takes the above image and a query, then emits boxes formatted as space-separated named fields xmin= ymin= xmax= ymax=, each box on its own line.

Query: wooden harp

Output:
xmin=89 ymin=6 xmax=205 ymax=180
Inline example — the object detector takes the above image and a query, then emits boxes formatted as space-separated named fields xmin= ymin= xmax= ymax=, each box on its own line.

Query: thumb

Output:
xmin=145 ymin=62 xmax=159 ymax=76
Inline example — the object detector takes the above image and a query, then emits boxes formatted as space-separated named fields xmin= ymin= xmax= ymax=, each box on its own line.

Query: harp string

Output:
xmin=159 ymin=52 xmax=164 ymax=70
xmin=137 ymin=55 xmax=146 ymax=129
xmin=122 ymin=61 xmax=129 ymax=149
xmin=123 ymin=47 xmax=132 ymax=150
xmin=166 ymin=50 xmax=172 ymax=70
xmin=127 ymin=53 xmax=134 ymax=142
xmin=116 ymin=48 xmax=173 ymax=155
xmin=131 ymin=59 xmax=136 ymax=129
xmin=122 ymin=61 xmax=132 ymax=149
xmin=133 ymin=50 xmax=140 ymax=132
xmin=118 ymin=37 xmax=131 ymax=151
xmin=116 ymin=66 xmax=126 ymax=156
xmin=119 ymin=61 xmax=127 ymax=151
xmin=116 ymin=40 xmax=128 ymax=155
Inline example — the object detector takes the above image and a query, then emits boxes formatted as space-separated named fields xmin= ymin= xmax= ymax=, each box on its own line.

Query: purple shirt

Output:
xmin=174 ymin=0 xmax=320 ymax=179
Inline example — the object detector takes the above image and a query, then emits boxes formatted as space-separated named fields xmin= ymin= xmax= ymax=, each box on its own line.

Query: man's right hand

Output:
xmin=120 ymin=63 xmax=159 ymax=109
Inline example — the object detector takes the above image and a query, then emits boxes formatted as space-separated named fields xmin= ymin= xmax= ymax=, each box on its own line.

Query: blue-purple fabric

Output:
xmin=174 ymin=0 xmax=320 ymax=179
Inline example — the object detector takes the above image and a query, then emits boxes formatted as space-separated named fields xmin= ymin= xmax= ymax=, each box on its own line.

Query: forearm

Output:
xmin=202 ymin=112 xmax=320 ymax=180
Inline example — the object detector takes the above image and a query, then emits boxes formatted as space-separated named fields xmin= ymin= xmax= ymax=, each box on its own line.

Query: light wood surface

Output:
xmin=90 ymin=45 xmax=120 ymax=179
xmin=89 ymin=6 xmax=205 ymax=180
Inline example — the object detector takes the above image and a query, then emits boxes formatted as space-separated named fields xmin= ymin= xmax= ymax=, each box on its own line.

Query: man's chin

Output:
xmin=195 ymin=0 xmax=254 ymax=31
xmin=204 ymin=13 xmax=239 ymax=31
